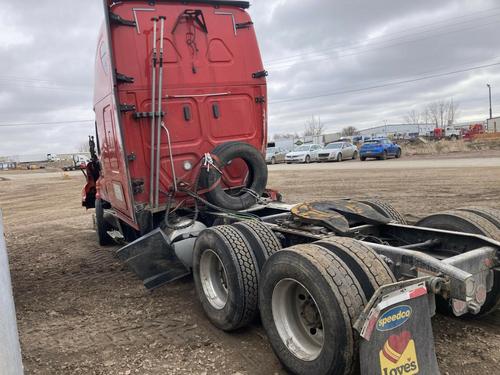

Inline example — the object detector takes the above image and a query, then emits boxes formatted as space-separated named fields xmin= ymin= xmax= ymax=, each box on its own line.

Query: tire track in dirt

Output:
xmin=3 ymin=159 xmax=499 ymax=374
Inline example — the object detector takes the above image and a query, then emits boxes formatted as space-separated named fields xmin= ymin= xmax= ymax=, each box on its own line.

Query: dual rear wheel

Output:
xmin=259 ymin=239 xmax=395 ymax=375
xmin=193 ymin=203 xmax=500 ymax=373
xmin=193 ymin=221 xmax=395 ymax=375
xmin=192 ymin=221 xmax=281 ymax=331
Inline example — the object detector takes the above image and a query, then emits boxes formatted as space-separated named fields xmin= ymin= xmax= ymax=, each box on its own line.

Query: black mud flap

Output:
xmin=356 ymin=279 xmax=440 ymax=375
xmin=116 ymin=228 xmax=190 ymax=289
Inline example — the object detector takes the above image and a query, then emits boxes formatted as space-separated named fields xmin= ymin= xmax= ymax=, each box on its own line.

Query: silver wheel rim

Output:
xmin=200 ymin=250 xmax=228 ymax=310
xmin=272 ymin=278 xmax=324 ymax=361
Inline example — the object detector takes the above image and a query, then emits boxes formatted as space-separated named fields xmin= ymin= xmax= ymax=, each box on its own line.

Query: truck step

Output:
xmin=107 ymin=230 xmax=125 ymax=244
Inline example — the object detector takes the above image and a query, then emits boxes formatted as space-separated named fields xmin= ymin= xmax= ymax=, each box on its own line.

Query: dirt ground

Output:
xmin=1 ymin=153 xmax=499 ymax=374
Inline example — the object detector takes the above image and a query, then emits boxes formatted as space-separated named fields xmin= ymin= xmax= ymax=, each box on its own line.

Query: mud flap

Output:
xmin=356 ymin=280 xmax=440 ymax=375
xmin=116 ymin=228 xmax=190 ymax=289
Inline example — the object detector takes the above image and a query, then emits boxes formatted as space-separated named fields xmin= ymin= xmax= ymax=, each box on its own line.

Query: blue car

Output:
xmin=359 ymin=138 xmax=401 ymax=161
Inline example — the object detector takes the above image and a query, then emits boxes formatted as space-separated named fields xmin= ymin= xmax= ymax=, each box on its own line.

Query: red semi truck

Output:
xmin=86 ymin=0 xmax=268 ymax=231
xmin=81 ymin=2 xmax=500 ymax=374
xmin=463 ymin=123 xmax=486 ymax=141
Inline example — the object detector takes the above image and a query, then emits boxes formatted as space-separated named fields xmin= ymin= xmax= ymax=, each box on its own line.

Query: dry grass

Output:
xmin=402 ymin=139 xmax=500 ymax=156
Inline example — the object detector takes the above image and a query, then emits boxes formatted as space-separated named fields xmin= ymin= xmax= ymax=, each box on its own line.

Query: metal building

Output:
xmin=358 ymin=123 xmax=435 ymax=138
xmin=487 ymin=117 xmax=500 ymax=133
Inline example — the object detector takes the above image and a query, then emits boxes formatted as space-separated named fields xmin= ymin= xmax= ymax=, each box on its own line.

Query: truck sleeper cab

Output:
xmin=89 ymin=0 xmax=267 ymax=234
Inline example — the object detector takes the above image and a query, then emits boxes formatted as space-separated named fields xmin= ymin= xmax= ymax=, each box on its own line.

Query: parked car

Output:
xmin=338 ymin=136 xmax=353 ymax=143
xmin=285 ymin=144 xmax=322 ymax=163
xmin=352 ymin=135 xmax=371 ymax=145
xmin=359 ymin=138 xmax=401 ymax=161
xmin=265 ymin=147 xmax=287 ymax=164
xmin=317 ymin=142 xmax=358 ymax=162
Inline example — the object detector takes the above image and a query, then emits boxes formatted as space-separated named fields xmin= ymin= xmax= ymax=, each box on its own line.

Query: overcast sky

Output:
xmin=1 ymin=0 xmax=500 ymax=155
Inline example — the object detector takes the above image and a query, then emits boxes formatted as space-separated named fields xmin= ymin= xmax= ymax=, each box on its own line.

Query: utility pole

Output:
xmin=487 ymin=83 xmax=492 ymax=119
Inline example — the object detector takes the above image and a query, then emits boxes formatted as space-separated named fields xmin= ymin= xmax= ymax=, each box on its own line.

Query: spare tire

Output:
xmin=200 ymin=142 xmax=268 ymax=211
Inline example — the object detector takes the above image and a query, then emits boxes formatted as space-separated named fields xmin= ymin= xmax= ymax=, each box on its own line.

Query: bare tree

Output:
xmin=421 ymin=107 xmax=431 ymax=125
xmin=404 ymin=109 xmax=421 ymax=124
xmin=447 ymin=98 xmax=459 ymax=125
xmin=426 ymin=99 xmax=459 ymax=128
xmin=77 ymin=141 xmax=89 ymax=153
xmin=273 ymin=132 xmax=299 ymax=140
xmin=439 ymin=101 xmax=447 ymax=127
xmin=427 ymin=101 xmax=440 ymax=127
xmin=341 ymin=126 xmax=358 ymax=136
xmin=303 ymin=115 xmax=325 ymax=136
xmin=403 ymin=99 xmax=459 ymax=128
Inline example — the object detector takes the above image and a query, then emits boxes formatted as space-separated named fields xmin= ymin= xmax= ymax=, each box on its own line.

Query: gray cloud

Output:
xmin=250 ymin=0 xmax=500 ymax=135
xmin=1 ymin=0 xmax=499 ymax=155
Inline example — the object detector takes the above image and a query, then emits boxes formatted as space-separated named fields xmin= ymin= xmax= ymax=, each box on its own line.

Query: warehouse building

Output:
xmin=487 ymin=117 xmax=500 ymax=133
xmin=358 ymin=123 xmax=435 ymax=138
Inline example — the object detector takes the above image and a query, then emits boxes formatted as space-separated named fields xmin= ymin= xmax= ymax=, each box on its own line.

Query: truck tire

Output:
xmin=193 ymin=225 xmax=259 ymax=331
xmin=359 ymin=199 xmax=407 ymax=225
xmin=456 ymin=206 xmax=500 ymax=229
xmin=417 ymin=210 xmax=500 ymax=315
xmin=200 ymin=142 xmax=268 ymax=211
xmin=259 ymin=244 xmax=364 ymax=375
xmin=95 ymin=199 xmax=113 ymax=246
xmin=417 ymin=209 xmax=500 ymax=242
xmin=315 ymin=237 xmax=396 ymax=300
xmin=232 ymin=220 xmax=282 ymax=270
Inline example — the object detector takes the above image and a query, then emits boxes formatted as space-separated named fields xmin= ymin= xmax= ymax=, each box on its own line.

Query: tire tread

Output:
xmin=423 ymin=209 xmax=500 ymax=242
xmin=457 ymin=206 xmax=500 ymax=229
xmin=285 ymin=244 xmax=364 ymax=374
xmin=316 ymin=237 xmax=396 ymax=297
xmin=212 ymin=225 xmax=259 ymax=328
xmin=360 ymin=199 xmax=407 ymax=224
xmin=233 ymin=220 xmax=282 ymax=260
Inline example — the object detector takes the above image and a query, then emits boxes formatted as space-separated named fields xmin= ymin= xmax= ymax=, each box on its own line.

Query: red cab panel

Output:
xmin=94 ymin=0 xmax=266 ymax=229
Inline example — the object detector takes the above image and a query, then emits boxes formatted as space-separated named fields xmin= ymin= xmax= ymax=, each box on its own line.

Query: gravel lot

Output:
xmin=0 ymin=154 xmax=499 ymax=374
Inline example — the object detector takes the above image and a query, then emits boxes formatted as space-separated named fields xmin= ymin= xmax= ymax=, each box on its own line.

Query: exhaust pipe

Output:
xmin=154 ymin=16 xmax=166 ymax=208
xmin=149 ymin=17 xmax=158 ymax=208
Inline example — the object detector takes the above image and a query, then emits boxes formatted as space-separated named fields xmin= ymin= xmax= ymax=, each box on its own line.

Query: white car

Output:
xmin=265 ymin=147 xmax=287 ymax=164
xmin=317 ymin=142 xmax=358 ymax=162
xmin=285 ymin=144 xmax=322 ymax=163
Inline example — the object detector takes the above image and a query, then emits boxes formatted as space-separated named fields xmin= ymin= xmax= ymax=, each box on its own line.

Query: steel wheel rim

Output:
xmin=272 ymin=278 xmax=324 ymax=361
xmin=200 ymin=249 xmax=228 ymax=310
